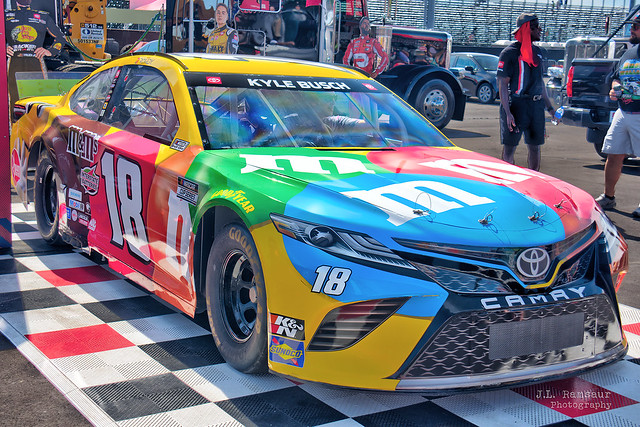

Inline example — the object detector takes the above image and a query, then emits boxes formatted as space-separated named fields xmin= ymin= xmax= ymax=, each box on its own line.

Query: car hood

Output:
xmin=230 ymin=146 xmax=598 ymax=247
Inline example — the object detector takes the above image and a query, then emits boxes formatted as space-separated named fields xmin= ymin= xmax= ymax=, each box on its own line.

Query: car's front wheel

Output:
xmin=476 ymin=82 xmax=496 ymax=104
xmin=34 ymin=151 xmax=64 ymax=245
xmin=205 ymin=223 xmax=268 ymax=373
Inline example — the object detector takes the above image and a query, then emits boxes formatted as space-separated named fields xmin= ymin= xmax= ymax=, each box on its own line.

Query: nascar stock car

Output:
xmin=10 ymin=53 xmax=629 ymax=392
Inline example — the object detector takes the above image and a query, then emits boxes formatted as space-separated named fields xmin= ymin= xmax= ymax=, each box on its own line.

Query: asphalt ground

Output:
xmin=1 ymin=99 xmax=638 ymax=424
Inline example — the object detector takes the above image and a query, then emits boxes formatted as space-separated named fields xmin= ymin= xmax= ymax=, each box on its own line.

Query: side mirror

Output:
xmin=464 ymin=66 xmax=475 ymax=73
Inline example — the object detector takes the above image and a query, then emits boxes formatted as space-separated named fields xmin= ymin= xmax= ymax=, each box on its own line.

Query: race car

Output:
xmin=10 ymin=52 xmax=629 ymax=393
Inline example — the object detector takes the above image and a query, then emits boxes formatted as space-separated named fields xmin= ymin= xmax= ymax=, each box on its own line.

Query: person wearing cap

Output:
xmin=497 ymin=13 xmax=556 ymax=171
xmin=594 ymin=15 xmax=640 ymax=218
xmin=5 ymin=0 xmax=66 ymax=118
xmin=342 ymin=17 xmax=389 ymax=78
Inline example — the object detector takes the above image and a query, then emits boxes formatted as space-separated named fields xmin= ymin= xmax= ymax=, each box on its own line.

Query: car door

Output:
xmin=455 ymin=55 xmax=480 ymax=95
xmin=55 ymin=66 xmax=120 ymax=246
xmin=89 ymin=64 xmax=201 ymax=308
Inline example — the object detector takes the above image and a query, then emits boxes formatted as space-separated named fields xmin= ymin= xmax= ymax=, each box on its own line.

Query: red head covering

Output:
xmin=514 ymin=22 xmax=538 ymax=67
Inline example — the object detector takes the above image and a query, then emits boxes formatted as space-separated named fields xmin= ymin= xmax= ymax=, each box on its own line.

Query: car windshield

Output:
xmin=189 ymin=74 xmax=453 ymax=149
xmin=475 ymin=55 xmax=498 ymax=71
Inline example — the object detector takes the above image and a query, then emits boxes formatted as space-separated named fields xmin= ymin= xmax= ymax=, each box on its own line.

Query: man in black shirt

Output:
xmin=497 ymin=13 xmax=555 ymax=171
xmin=5 ymin=0 xmax=66 ymax=116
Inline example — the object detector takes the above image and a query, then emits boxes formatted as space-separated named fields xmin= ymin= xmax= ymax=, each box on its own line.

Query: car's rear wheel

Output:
xmin=34 ymin=151 xmax=64 ymax=245
xmin=205 ymin=223 xmax=267 ymax=373
xmin=476 ymin=82 xmax=495 ymax=104
xmin=414 ymin=79 xmax=454 ymax=130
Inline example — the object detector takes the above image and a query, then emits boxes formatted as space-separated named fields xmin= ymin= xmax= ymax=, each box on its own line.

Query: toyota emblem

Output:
xmin=516 ymin=248 xmax=551 ymax=278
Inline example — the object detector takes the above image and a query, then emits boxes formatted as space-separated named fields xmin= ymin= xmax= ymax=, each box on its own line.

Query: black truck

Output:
xmin=555 ymin=6 xmax=638 ymax=159
xmin=560 ymin=37 xmax=632 ymax=157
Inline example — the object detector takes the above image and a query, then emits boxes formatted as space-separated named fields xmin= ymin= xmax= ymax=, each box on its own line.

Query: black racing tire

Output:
xmin=414 ymin=79 xmax=455 ymax=130
xmin=205 ymin=223 xmax=268 ymax=373
xmin=476 ymin=82 xmax=496 ymax=104
xmin=34 ymin=151 xmax=64 ymax=245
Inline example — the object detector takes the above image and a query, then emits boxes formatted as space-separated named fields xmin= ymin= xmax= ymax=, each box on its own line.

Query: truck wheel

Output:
xmin=587 ymin=128 xmax=608 ymax=159
xmin=594 ymin=139 xmax=606 ymax=159
xmin=34 ymin=151 xmax=64 ymax=245
xmin=476 ymin=82 xmax=495 ymax=104
xmin=205 ymin=223 xmax=268 ymax=373
xmin=414 ymin=79 xmax=455 ymax=129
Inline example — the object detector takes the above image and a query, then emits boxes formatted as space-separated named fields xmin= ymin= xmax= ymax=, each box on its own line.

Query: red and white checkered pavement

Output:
xmin=2 ymin=202 xmax=640 ymax=426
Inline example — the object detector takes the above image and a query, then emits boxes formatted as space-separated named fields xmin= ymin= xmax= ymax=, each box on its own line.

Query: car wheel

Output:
xmin=414 ymin=79 xmax=455 ymax=130
xmin=205 ymin=223 xmax=268 ymax=373
xmin=35 ymin=151 xmax=65 ymax=245
xmin=476 ymin=82 xmax=495 ymax=104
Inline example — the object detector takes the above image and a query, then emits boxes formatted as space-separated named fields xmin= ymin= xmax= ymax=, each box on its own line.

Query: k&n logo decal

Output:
xmin=270 ymin=313 xmax=304 ymax=340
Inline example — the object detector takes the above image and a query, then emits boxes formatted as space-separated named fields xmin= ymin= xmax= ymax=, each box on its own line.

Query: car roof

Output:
xmin=113 ymin=52 xmax=366 ymax=79
xmin=452 ymin=52 xmax=499 ymax=58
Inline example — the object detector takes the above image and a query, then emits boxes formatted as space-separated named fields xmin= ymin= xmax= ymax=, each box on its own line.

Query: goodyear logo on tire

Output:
xmin=269 ymin=336 xmax=304 ymax=368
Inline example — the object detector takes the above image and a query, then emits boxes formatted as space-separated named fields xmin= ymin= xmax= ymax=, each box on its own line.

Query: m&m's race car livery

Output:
xmin=10 ymin=53 xmax=629 ymax=392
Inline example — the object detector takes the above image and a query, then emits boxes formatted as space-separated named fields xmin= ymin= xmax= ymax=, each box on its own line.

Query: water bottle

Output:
xmin=551 ymin=107 xmax=564 ymax=126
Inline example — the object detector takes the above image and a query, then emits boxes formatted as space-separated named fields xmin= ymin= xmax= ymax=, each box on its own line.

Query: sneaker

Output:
xmin=595 ymin=194 xmax=616 ymax=210
xmin=633 ymin=206 xmax=640 ymax=219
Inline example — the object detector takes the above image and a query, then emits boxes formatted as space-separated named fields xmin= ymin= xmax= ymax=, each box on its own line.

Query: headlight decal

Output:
xmin=308 ymin=297 xmax=410 ymax=351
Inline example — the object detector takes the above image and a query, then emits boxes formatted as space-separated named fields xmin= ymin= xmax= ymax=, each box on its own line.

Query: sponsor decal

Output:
xmin=270 ymin=313 xmax=305 ymax=340
xmin=78 ymin=213 xmax=89 ymax=226
xmin=170 ymin=139 xmax=189 ymax=151
xmin=67 ymin=125 xmax=99 ymax=162
xmin=11 ymin=148 xmax=21 ymax=185
xmin=420 ymin=158 xmax=536 ymax=185
xmin=362 ymin=83 xmax=377 ymax=91
xmin=481 ymin=286 xmax=586 ymax=309
xmin=177 ymin=177 xmax=199 ymax=206
xmin=269 ymin=336 xmax=304 ymax=367
xmin=206 ymin=76 xmax=222 ymax=84
xmin=247 ymin=78 xmax=351 ymax=91
xmin=341 ymin=180 xmax=493 ymax=226
xmin=68 ymin=188 xmax=83 ymax=201
xmin=85 ymin=202 xmax=91 ymax=213
xmin=80 ymin=165 xmax=100 ymax=195
xmin=212 ymin=189 xmax=254 ymax=213
xmin=135 ymin=57 xmax=153 ymax=65
xmin=71 ymin=209 xmax=78 ymax=222
xmin=12 ymin=25 xmax=37 ymax=43
xmin=240 ymin=154 xmax=375 ymax=175
xmin=88 ymin=218 xmax=97 ymax=231
xmin=68 ymin=198 xmax=85 ymax=212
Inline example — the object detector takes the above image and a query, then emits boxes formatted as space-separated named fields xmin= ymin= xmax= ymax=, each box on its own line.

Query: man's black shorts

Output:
xmin=500 ymin=97 xmax=546 ymax=146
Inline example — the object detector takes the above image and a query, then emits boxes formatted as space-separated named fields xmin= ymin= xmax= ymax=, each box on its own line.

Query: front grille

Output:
xmin=395 ymin=223 xmax=597 ymax=291
xmin=399 ymin=294 xmax=622 ymax=379
xmin=402 ymin=242 xmax=595 ymax=294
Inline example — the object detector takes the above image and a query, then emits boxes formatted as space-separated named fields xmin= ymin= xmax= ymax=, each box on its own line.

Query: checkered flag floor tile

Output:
xmin=2 ymin=203 xmax=640 ymax=426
